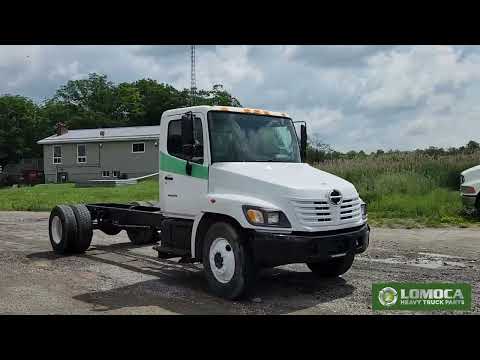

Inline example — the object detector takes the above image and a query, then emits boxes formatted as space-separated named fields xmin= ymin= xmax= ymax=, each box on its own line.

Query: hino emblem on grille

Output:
xmin=328 ymin=189 xmax=343 ymax=205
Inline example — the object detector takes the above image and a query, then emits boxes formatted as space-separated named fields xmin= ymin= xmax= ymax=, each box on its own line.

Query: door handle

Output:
xmin=164 ymin=176 xmax=173 ymax=181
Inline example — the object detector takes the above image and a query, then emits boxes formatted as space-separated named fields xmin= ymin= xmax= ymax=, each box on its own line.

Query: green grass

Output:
xmin=0 ymin=180 xmax=158 ymax=211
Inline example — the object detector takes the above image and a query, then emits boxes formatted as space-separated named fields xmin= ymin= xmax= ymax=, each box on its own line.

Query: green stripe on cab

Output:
xmin=160 ymin=152 xmax=209 ymax=180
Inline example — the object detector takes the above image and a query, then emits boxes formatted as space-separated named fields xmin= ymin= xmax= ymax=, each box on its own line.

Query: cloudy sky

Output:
xmin=0 ymin=45 xmax=479 ymax=152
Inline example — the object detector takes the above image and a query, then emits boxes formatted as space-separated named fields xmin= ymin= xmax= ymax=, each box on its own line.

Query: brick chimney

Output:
xmin=56 ymin=122 xmax=68 ymax=136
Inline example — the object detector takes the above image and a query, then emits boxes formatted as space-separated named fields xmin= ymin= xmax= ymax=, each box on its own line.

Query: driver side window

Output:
xmin=167 ymin=117 xmax=204 ymax=164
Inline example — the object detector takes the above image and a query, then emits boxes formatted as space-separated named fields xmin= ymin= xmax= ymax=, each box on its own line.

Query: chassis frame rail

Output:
xmin=86 ymin=203 xmax=164 ymax=231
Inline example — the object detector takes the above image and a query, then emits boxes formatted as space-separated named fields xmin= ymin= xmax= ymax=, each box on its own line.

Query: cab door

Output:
xmin=159 ymin=113 xmax=208 ymax=219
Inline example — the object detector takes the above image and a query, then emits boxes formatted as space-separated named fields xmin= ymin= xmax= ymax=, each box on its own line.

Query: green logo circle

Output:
xmin=378 ymin=287 xmax=398 ymax=306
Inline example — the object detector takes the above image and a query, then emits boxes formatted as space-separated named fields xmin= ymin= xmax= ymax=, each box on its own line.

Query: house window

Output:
xmin=53 ymin=145 xmax=62 ymax=164
xmin=102 ymin=171 xmax=110 ymax=177
xmin=77 ymin=144 xmax=87 ymax=163
xmin=132 ymin=142 xmax=145 ymax=153
xmin=113 ymin=170 xmax=120 ymax=178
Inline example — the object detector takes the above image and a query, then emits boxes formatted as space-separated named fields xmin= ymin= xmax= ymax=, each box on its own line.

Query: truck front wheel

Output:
xmin=202 ymin=222 xmax=256 ymax=300
xmin=306 ymin=253 xmax=355 ymax=278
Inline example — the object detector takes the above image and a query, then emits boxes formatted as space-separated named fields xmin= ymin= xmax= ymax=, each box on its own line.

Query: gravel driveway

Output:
xmin=0 ymin=211 xmax=478 ymax=314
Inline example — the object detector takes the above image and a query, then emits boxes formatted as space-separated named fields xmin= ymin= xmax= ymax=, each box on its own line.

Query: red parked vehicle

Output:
xmin=21 ymin=169 xmax=44 ymax=186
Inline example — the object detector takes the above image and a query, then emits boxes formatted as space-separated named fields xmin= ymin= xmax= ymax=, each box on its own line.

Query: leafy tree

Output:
xmin=113 ymin=82 xmax=145 ymax=124
xmin=133 ymin=79 xmax=185 ymax=126
xmin=52 ymin=73 xmax=122 ymax=128
xmin=466 ymin=140 xmax=480 ymax=153
xmin=0 ymin=95 xmax=40 ymax=166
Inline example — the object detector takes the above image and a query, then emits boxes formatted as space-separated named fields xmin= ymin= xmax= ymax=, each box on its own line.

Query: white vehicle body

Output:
xmin=158 ymin=106 xmax=368 ymax=257
xmin=460 ymin=165 xmax=480 ymax=210
xmin=48 ymin=105 xmax=370 ymax=300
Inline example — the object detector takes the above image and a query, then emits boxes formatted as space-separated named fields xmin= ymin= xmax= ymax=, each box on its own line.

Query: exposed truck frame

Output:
xmin=48 ymin=106 xmax=370 ymax=300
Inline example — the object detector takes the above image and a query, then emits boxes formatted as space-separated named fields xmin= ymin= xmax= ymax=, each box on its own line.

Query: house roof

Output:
xmin=37 ymin=125 xmax=161 ymax=145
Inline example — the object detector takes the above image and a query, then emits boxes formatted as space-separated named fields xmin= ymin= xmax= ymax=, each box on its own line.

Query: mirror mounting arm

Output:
xmin=186 ymin=161 xmax=193 ymax=176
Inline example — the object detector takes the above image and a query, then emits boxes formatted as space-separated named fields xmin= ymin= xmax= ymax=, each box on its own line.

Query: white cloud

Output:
xmin=359 ymin=45 xmax=480 ymax=111
xmin=287 ymin=107 xmax=344 ymax=137
xmin=1 ymin=45 xmax=480 ymax=151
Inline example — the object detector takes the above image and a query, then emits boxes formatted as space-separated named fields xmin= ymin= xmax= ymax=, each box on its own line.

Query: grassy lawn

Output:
xmin=0 ymin=180 xmax=158 ymax=211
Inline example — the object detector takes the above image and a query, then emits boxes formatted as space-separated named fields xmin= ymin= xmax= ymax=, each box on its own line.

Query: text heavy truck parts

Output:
xmin=48 ymin=106 xmax=370 ymax=300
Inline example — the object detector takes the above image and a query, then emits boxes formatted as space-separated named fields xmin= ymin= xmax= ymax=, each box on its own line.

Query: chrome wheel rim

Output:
xmin=51 ymin=216 xmax=63 ymax=245
xmin=209 ymin=237 xmax=235 ymax=284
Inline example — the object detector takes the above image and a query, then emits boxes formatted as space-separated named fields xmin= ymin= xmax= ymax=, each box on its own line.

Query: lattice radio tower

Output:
xmin=190 ymin=45 xmax=196 ymax=106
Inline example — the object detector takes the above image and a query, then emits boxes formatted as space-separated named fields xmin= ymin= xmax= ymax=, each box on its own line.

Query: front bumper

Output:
xmin=461 ymin=194 xmax=477 ymax=209
xmin=251 ymin=224 xmax=370 ymax=267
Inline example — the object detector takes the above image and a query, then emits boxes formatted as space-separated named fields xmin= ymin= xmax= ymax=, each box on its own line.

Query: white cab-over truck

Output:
xmin=48 ymin=106 xmax=370 ymax=299
xmin=460 ymin=165 xmax=480 ymax=212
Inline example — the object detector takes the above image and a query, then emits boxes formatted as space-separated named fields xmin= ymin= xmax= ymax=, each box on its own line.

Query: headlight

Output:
xmin=361 ymin=203 xmax=368 ymax=220
xmin=242 ymin=206 xmax=291 ymax=228
xmin=460 ymin=175 xmax=465 ymax=184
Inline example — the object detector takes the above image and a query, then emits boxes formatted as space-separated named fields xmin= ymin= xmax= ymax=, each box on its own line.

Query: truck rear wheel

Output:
xmin=69 ymin=204 xmax=93 ymax=253
xmin=306 ymin=253 xmax=355 ymax=278
xmin=127 ymin=228 xmax=157 ymax=245
xmin=49 ymin=205 xmax=78 ymax=254
xmin=202 ymin=222 xmax=256 ymax=300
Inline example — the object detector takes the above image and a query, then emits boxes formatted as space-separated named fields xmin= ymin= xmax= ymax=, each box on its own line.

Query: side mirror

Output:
xmin=181 ymin=112 xmax=194 ymax=149
xmin=300 ymin=124 xmax=307 ymax=162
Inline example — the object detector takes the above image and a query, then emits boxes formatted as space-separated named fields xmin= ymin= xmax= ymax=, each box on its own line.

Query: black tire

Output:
xmin=68 ymin=204 xmax=93 ymax=253
xmin=99 ymin=224 xmax=122 ymax=236
xmin=306 ymin=253 xmax=355 ymax=278
xmin=127 ymin=228 xmax=157 ymax=245
xmin=48 ymin=205 xmax=78 ymax=254
xmin=202 ymin=222 xmax=256 ymax=300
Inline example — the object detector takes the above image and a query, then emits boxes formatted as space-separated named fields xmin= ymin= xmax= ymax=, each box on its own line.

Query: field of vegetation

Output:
xmin=315 ymin=150 xmax=480 ymax=227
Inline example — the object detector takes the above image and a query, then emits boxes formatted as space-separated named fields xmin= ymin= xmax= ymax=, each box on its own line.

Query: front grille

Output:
xmin=339 ymin=198 xmax=362 ymax=221
xmin=291 ymin=197 xmax=361 ymax=228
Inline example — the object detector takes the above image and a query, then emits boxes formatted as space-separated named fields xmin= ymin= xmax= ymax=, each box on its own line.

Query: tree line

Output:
xmin=307 ymin=137 xmax=480 ymax=163
xmin=0 ymin=73 xmax=241 ymax=167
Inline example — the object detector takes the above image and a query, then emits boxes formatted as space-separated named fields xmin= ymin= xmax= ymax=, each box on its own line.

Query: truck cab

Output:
xmin=460 ymin=165 xmax=480 ymax=212
xmin=48 ymin=105 xmax=370 ymax=300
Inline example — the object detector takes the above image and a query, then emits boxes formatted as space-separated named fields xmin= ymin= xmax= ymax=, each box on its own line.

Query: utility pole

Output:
xmin=190 ymin=45 xmax=196 ymax=106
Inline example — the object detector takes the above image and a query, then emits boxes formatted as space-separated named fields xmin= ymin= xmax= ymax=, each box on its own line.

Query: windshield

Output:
xmin=208 ymin=111 xmax=301 ymax=163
